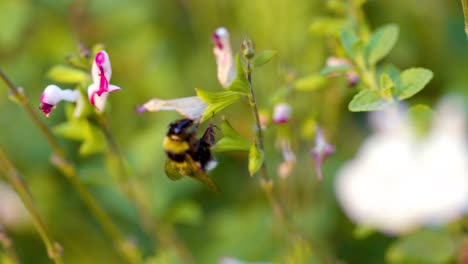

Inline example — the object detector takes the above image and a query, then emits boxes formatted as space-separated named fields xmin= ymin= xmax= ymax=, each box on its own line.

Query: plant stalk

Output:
xmin=245 ymin=60 xmax=287 ymax=227
xmin=462 ymin=0 xmax=468 ymax=38
xmin=0 ymin=224 xmax=21 ymax=264
xmin=0 ymin=146 xmax=64 ymax=264
xmin=0 ymin=68 xmax=140 ymax=264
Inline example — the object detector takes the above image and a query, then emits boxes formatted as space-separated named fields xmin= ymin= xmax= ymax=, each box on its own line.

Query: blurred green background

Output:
xmin=0 ymin=0 xmax=466 ymax=263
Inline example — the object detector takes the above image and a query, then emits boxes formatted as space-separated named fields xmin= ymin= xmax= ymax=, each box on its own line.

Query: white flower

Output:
xmin=87 ymin=50 xmax=121 ymax=112
xmin=136 ymin=96 xmax=208 ymax=122
xmin=335 ymin=99 xmax=468 ymax=234
xmin=39 ymin=84 xmax=83 ymax=118
xmin=213 ymin=27 xmax=236 ymax=88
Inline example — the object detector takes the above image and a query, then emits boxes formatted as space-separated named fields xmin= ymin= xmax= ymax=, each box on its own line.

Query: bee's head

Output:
xmin=167 ymin=119 xmax=194 ymax=139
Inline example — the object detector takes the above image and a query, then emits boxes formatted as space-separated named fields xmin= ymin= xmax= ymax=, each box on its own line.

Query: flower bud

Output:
xmin=241 ymin=36 xmax=255 ymax=60
xmin=272 ymin=103 xmax=292 ymax=124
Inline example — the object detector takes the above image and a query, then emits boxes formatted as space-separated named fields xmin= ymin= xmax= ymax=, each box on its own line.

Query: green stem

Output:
xmin=462 ymin=0 xmax=468 ymax=38
xmin=0 ymin=68 xmax=140 ymax=264
xmin=0 ymin=224 xmax=21 ymax=264
xmin=0 ymin=146 xmax=64 ymax=264
xmin=245 ymin=60 xmax=288 ymax=227
xmin=95 ymin=114 xmax=194 ymax=264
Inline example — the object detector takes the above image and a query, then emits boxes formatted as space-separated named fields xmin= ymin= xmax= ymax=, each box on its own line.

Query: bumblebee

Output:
xmin=163 ymin=118 xmax=220 ymax=192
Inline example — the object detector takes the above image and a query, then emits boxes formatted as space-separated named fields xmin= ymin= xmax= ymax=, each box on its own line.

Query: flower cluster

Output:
xmin=39 ymin=50 xmax=120 ymax=117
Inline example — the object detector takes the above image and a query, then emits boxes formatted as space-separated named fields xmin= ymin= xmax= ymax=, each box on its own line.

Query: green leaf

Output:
xmin=309 ymin=17 xmax=346 ymax=36
xmin=386 ymin=229 xmax=455 ymax=263
xmin=396 ymin=68 xmax=433 ymax=100
xmin=379 ymin=64 xmax=401 ymax=89
xmin=79 ymin=124 xmax=106 ymax=156
xmin=294 ymin=74 xmax=328 ymax=91
xmin=408 ymin=104 xmax=433 ymax=137
xmin=320 ymin=64 xmax=354 ymax=75
xmin=348 ymin=89 xmax=390 ymax=112
xmin=53 ymin=119 xmax=89 ymax=140
xmin=47 ymin=65 xmax=89 ymax=84
xmin=252 ymin=50 xmax=278 ymax=68
xmin=380 ymin=73 xmax=394 ymax=100
xmin=227 ymin=54 xmax=249 ymax=93
xmin=195 ymin=88 xmax=244 ymax=122
xmin=340 ymin=29 xmax=360 ymax=58
xmin=366 ymin=24 xmax=399 ymax=65
xmin=248 ymin=142 xmax=264 ymax=176
xmin=214 ymin=118 xmax=251 ymax=152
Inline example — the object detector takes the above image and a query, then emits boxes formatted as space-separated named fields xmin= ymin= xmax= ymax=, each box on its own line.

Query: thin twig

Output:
xmin=0 ymin=68 xmax=140 ymax=264
xmin=0 ymin=146 xmax=64 ymax=264
xmin=0 ymin=224 xmax=21 ymax=264
xmin=462 ymin=0 xmax=468 ymax=39
xmin=245 ymin=60 xmax=288 ymax=228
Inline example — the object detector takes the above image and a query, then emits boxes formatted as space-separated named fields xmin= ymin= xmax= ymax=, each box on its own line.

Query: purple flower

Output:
xmin=272 ymin=103 xmax=292 ymax=124
xmin=311 ymin=126 xmax=335 ymax=180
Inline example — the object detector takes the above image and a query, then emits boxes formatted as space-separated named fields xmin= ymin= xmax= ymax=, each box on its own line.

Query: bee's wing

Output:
xmin=164 ymin=158 xmax=186 ymax=180
xmin=186 ymin=155 xmax=220 ymax=192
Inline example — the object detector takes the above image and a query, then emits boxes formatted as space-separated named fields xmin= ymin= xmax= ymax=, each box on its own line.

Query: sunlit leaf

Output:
xmin=386 ymin=229 xmax=455 ymax=263
xmin=227 ymin=54 xmax=249 ymax=94
xmin=380 ymin=73 xmax=394 ymax=100
xmin=348 ymin=89 xmax=390 ymax=112
xmin=214 ymin=118 xmax=251 ymax=152
xmin=396 ymin=68 xmax=433 ymax=100
xmin=309 ymin=17 xmax=346 ymax=36
xmin=195 ymin=88 xmax=244 ymax=122
xmin=366 ymin=24 xmax=399 ymax=65
xmin=353 ymin=225 xmax=375 ymax=239
xmin=248 ymin=142 xmax=264 ymax=176
xmin=294 ymin=74 xmax=328 ymax=91
xmin=79 ymin=124 xmax=106 ymax=156
xmin=47 ymin=65 xmax=90 ymax=84
xmin=379 ymin=64 xmax=401 ymax=89
xmin=252 ymin=50 xmax=278 ymax=68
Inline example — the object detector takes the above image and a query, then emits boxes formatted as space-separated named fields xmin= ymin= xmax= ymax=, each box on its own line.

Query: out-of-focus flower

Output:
xmin=311 ymin=126 xmax=335 ymax=180
xmin=258 ymin=110 xmax=269 ymax=130
xmin=335 ymin=99 xmax=468 ymax=234
xmin=278 ymin=139 xmax=296 ymax=179
xmin=0 ymin=182 xmax=29 ymax=229
xmin=325 ymin=56 xmax=359 ymax=86
xmin=136 ymin=96 xmax=208 ymax=122
xmin=213 ymin=27 xmax=235 ymax=88
xmin=219 ymin=257 xmax=270 ymax=264
xmin=39 ymin=84 xmax=83 ymax=118
xmin=87 ymin=50 xmax=121 ymax=112
xmin=272 ymin=103 xmax=292 ymax=124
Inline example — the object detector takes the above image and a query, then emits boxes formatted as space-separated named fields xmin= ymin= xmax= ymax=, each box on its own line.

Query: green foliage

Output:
xmin=294 ymin=74 xmax=328 ymax=91
xmin=320 ymin=64 xmax=354 ymax=75
xmin=251 ymin=50 xmax=278 ymax=68
xmin=348 ymin=89 xmax=389 ymax=112
xmin=309 ymin=17 xmax=346 ymax=36
xmin=366 ymin=24 xmax=399 ymax=65
xmin=396 ymin=68 xmax=434 ymax=100
xmin=214 ymin=118 xmax=251 ymax=152
xmin=386 ymin=229 xmax=455 ymax=263
xmin=340 ymin=29 xmax=362 ymax=59
xmin=248 ymin=142 xmax=264 ymax=176
xmin=195 ymin=88 xmax=244 ymax=122
xmin=47 ymin=65 xmax=90 ymax=84
xmin=53 ymin=118 xmax=106 ymax=156
xmin=227 ymin=54 xmax=250 ymax=93
xmin=163 ymin=200 xmax=202 ymax=226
